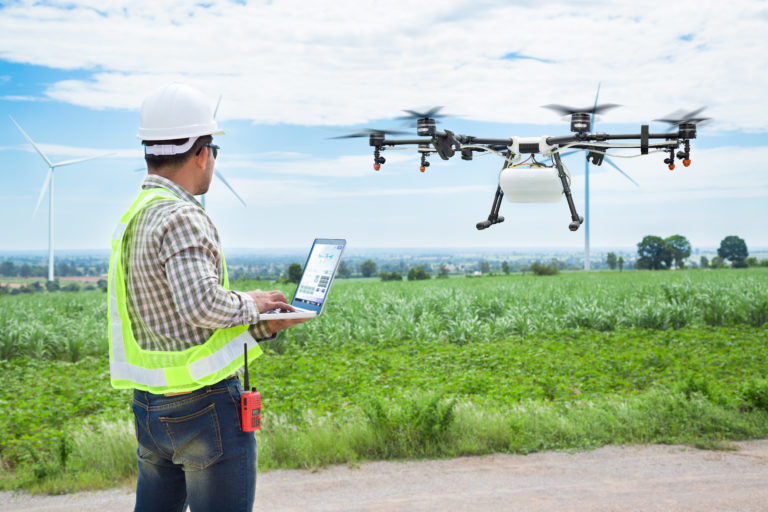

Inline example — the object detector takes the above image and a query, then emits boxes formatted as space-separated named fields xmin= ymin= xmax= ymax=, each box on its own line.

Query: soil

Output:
xmin=2 ymin=440 xmax=768 ymax=512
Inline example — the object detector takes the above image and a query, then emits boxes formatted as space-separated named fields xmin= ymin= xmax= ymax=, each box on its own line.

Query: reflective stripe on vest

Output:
xmin=107 ymin=187 xmax=262 ymax=394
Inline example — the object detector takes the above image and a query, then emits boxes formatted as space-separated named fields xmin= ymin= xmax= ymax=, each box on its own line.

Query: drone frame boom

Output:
xmin=367 ymin=122 xmax=698 ymax=231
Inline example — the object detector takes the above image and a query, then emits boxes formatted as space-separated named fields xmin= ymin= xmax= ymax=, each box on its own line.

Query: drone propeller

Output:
xmin=396 ymin=106 xmax=448 ymax=122
xmin=653 ymin=107 xmax=711 ymax=130
xmin=329 ymin=128 xmax=409 ymax=140
xmin=542 ymin=103 xmax=621 ymax=117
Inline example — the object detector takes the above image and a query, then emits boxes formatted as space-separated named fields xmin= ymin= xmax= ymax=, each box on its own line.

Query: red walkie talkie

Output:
xmin=241 ymin=343 xmax=261 ymax=432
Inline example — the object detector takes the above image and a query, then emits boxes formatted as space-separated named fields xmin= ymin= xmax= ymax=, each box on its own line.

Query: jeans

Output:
xmin=131 ymin=377 xmax=257 ymax=512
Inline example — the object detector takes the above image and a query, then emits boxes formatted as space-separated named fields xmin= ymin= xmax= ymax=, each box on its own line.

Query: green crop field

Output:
xmin=1 ymin=268 xmax=767 ymax=493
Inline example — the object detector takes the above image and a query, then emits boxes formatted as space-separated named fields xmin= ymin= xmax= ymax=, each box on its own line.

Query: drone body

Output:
xmin=336 ymin=103 xmax=708 ymax=232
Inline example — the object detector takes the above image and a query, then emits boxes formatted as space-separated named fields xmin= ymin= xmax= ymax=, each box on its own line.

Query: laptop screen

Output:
xmin=291 ymin=238 xmax=346 ymax=314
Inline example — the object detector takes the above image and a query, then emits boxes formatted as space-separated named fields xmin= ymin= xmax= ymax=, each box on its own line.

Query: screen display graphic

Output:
xmin=294 ymin=243 xmax=344 ymax=307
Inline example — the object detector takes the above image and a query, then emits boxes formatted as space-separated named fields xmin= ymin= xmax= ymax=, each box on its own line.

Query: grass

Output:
xmin=1 ymin=268 xmax=767 ymax=493
xmin=3 ymin=325 xmax=768 ymax=493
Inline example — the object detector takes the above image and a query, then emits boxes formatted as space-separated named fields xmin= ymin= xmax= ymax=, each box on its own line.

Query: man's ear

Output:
xmin=193 ymin=144 xmax=208 ymax=169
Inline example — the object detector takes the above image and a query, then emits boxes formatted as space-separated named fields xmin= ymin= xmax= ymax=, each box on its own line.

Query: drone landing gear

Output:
xmin=553 ymin=153 xmax=584 ymax=232
xmin=476 ymin=184 xmax=505 ymax=230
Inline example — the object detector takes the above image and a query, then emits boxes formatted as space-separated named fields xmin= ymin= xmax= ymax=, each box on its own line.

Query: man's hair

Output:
xmin=144 ymin=135 xmax=212 ymax=172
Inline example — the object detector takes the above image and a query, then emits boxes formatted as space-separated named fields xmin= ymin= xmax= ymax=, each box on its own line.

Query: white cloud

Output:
xmin=218 ymin=151 xmax=417 ymax=177
xmin=1 ymin=95 xmax=49 ymax=102
xmin=0 ymin=1 xmax=766 ymax=130
xmin=578 ymin=146 xmax=768 ymax=204
xmin=1 ymin=142 xmax=141 ymax=160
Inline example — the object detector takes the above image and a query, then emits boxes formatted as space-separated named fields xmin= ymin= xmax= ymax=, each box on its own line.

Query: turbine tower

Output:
xmin=582 ymin=84 xmax=638 ymax=271
xmin=10 ymin=115 xmax=114 ymax=281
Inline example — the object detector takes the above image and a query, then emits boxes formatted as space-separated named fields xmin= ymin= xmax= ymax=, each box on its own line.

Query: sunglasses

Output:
xmin=196 ymin=143 xmax=220 ymax=159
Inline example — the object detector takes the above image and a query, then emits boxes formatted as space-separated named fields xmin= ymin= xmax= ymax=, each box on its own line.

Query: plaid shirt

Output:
xmin=123 ymin=174 xmax=270 ymax=352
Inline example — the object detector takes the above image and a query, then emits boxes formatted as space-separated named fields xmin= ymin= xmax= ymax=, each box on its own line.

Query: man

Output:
xmin=107 ymin=83 xmax=306 ymax=512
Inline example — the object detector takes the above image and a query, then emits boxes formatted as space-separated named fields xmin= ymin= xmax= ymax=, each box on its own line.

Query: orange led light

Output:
xmin=668 ymin=164 xmax=675 ymax=171
xmin=374 ymin=163 xmax=380 ymax=171
xmin=683 ymin=159 xmax=691 ymax=167
xmin=420 ymin=166 xmax=426 ymax=172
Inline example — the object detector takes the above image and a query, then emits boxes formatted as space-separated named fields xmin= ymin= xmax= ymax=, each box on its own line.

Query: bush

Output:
xmin=530 ymin=261 xmax=559 ymax=276
xmin=380 ymin=272 xmax=402 ymax=282
xmin=740 ymin=378 xmax=768 ymax=411
xmin=407 ymin=265 xmax=430 ymax=281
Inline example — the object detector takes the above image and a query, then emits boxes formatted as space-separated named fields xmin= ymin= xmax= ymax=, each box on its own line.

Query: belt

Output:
xmin=163 ymin=375 xmax=240 ymax=396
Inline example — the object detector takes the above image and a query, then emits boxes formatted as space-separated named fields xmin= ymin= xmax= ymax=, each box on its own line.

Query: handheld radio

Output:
xmin=241 ymin=343 xmax=261 ymax=432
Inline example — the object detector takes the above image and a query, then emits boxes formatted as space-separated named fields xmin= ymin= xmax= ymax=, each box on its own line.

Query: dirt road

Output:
xmin=2 ymin=440 xmax=768 ymax=512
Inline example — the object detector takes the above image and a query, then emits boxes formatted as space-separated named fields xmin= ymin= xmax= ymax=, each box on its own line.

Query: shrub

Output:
xmin=530 ymin=261 xmax=559 ymax=276
xmin=407 ymin=265 xmax=430 ymax=281
xmin=380 ymin=272 xmax=402 ymax=282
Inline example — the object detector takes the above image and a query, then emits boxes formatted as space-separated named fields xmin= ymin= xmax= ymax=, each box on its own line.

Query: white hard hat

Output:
xmin=138 ymin=83 xmax=224 ymax=141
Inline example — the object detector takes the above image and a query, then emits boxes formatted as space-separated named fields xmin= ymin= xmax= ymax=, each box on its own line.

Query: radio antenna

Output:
xmin=243 ymin=343 xmax=249 ymax=390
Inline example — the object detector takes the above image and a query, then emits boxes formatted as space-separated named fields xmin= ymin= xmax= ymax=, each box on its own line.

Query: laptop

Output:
xmin=259 ymin=238 xmax=347 ymax=320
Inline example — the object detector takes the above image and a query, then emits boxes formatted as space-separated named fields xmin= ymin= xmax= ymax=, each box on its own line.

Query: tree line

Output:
xmin=605 ymin=234 xmax=764 ymax=271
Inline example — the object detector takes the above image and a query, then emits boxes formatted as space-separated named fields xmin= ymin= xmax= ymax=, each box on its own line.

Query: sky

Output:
xmin=0 ymin=0 xmax=766 ymax=255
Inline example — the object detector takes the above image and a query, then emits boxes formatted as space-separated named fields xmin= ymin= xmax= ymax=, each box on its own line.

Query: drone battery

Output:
xmin=499 ymin=167 xmax=563 ymax=203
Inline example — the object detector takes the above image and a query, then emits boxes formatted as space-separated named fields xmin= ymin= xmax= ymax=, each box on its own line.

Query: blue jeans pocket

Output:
xmin=160 ymin=402 xmax=223 ymax=469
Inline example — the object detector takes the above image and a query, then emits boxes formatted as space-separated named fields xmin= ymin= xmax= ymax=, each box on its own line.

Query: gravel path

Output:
xmin=3 ymin=440 xmax=768 ymax=512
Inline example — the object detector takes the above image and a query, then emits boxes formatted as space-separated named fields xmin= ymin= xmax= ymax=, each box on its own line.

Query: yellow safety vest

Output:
xmin=107 ymin=187 xmax=262 ymax=394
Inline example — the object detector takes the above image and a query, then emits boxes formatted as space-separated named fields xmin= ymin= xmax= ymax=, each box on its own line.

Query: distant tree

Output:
xmin=407 ymin=265 xmax=430 ymax=281
xmin=437 ymin=263 xmax=449 ymax=279
xmin=746 ymin=257 xmax=759 ymax=267
xmin=636 ymin=235 xmax=670 ymax=270
xmin=360 ymin=259 xmax=377 ymax=278
xmin=530 ymin=261 xmax=559 ymax=276
xmin=501 ymin=261 xmax=510 ymax=274
xmin=286 ymin=263 xmax=302 ymax=283
xmin=700 ymin=256 xmax=709 ymax=269
xmin=618 ymin=256 xmax=624 ymax=272
xmin=710 ymin=256 xmax=726 ymax=269
xmin=479 ymin=260 xmax=491 ymax=274
xmin=0 ymin=261 xmax=16 ymax=276
xmin=61 ymin=282 xmax=80 ymax=292
xmin=664 ymin=235 xmax=691 ymax=269
xmin=19 ymin=264 xmax=32 ymax=278
xmin=606 ymin=252 xmax=618 ymax=270
xmin=380 ymin=271 xmax=402 ymax=281
xmin=718 ymin=236 xmax=749 ymax=267
xmin=337 ymin=260 xmax=351 ymax=278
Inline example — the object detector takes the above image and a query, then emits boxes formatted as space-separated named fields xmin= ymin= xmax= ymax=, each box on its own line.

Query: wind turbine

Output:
xmin=10 ymin=115 xmax=114 ymax=281
xmin=200 ymin=94 xmax=246 ymax=209
xmin=546 ymin=85 xmax=639 ymax=270
xmin=582 ymin=84 xmax=639 ymax=271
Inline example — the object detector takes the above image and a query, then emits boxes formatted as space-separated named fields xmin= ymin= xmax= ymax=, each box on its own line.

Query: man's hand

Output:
xmin=265 ymin=317 xmax=310 ymax=335
xmin=246 ymin=289 xmax=292 ymax=313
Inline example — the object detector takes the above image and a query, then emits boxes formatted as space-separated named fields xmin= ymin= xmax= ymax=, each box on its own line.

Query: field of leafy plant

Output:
xmin=2 ymin=268 xmax=767 ymax=362
xmin=1 ymin=268 xmax=767 ymax=493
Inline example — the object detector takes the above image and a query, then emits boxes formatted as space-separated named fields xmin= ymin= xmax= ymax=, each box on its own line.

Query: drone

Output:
xmin=334 ymin=103 xmax=709 ymax=232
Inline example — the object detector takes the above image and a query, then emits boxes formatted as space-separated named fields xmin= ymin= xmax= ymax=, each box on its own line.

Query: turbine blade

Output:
xmin=32 ymin=168 xmax=53 ymax=219
xmin=214 ymin=170 xmax=247 ymax=207
xmin=9 ymin=115 xmax=53 ymax=167
xmin=604 ymin=156 xmax=639 ymax=187
xmin=55 ymin=152 xmax=116 ymax=167
xmin=214 ymin=94 xmax=222 ymax=119
xmin=590 ymin=82 xmax=601 ymax=131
